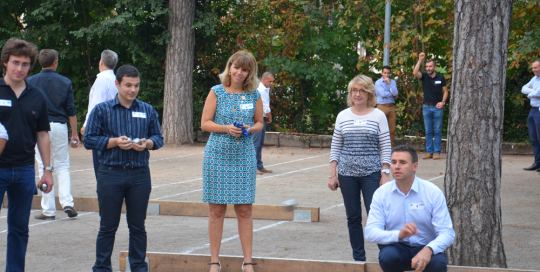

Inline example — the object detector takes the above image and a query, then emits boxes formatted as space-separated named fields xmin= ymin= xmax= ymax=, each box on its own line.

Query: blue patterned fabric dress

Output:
xmin=203 ymin=84 xmax=260 ymax=204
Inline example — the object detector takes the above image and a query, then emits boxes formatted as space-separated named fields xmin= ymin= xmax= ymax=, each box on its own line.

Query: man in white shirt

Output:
xmin=365 ymin=145 xmax=455 ymax=272
xmin=253 ymin=72 xmax=274 ymax=175
xmin=521 ymin=60 xmax=540 ymax=172
xmin=81 ymin=49 xmax=119 ymax=178
xmin=0 ymin=122 xmax=7 ymax=156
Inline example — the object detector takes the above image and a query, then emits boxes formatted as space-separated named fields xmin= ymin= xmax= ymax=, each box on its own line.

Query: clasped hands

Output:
xmin=117 ymin=136 xmax=148 ymax=151
xmin=226 ymin=123 xmax=250 ymax=138
xmin=399 ymin=222 xmax=433 ymax=271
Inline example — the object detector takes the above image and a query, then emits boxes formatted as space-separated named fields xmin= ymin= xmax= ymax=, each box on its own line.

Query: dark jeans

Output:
xmin=92 ymin=149 xmax=100 ymax=179
xmin=339 ymin=171 xmax=381 ymax=261
xmin=528 ymin=108 xmax=540 ymax=165
xmin=379 ymin=243 xmax=447 ymax=272
xmin=252 ymin=118 xmax=267 ymax=169
xmin=422 ymin=105 xmax=444 ymax=155
xmin=93 ymin=165 xmax=151 ymax=272
xmin=0 ymin=165 xmax=35 ymax=272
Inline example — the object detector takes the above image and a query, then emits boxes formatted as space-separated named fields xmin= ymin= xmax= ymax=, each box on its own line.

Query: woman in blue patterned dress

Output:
xmin=201 ymin=51 xmax=264 ymax=272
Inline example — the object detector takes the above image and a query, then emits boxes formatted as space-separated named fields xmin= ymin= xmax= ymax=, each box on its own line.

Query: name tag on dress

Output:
xmin=132 ymin=112 xmax=146 ymax=118
xmin=354 ymin=120 xmax=367 ymax=126
xmin=435 ymin=81 xmax=441 ymax=84
xmin=0 ymin=100 xmax=12 ymax=107
xmin=240 ymin=103 xmax=254 ymax=110
xmin=409 ymin=203 xmax=425 ymax=210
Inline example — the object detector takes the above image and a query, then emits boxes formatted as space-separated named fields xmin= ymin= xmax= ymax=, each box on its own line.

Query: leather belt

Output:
xmin=51 ymin=122 xmax=66 ymax=124
xmin=532 ymin=107 xmax=539 ymax=109
xmin=107 ymin=165 xmax=141 ymax=170
xmin=423 ymin=102 xmax=438 ymax=106
xmin=378 ymin=103 xmax=394 ymax=107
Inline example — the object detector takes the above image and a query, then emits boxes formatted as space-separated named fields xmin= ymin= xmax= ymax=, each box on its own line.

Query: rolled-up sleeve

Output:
xmin=83 ymin=105 xmax=110 ymax=151
xmin=365 ymin=189 xmax=400 ymax=244
xmin=425 ymin=191 xmax=455 ymax=254
xmin=148 ymin=108 xmax=164 ymax=150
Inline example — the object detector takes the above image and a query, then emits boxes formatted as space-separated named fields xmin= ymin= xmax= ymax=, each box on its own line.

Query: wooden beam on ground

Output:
xmin=118 ymin=252 xmax=540 ymax=272
xmin=2 ymin=196 xmax=319 ymax=222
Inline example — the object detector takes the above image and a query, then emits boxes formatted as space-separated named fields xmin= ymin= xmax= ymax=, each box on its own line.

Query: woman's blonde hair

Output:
xmin=346 ymin=74 xmax=377 ymax=107
xmin=219 ymin=50 xmax=259 ymax=91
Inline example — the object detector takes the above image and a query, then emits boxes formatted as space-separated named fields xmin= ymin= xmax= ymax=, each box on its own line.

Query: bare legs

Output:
xmin=208 ymin=203 xmax=254 ymax=272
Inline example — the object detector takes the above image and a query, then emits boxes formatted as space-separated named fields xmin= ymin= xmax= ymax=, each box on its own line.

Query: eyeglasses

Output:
xmin=10 ymin=61 xmax=31 ymax=70
xmin=351 ymin=88 xmax=367 ymax=94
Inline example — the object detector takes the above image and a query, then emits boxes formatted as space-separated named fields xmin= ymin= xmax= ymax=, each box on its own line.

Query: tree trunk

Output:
xmin=162 ymin=0 xmax=195 ymax=145
xmin=445 ymin=0 xmax=512 ymax=267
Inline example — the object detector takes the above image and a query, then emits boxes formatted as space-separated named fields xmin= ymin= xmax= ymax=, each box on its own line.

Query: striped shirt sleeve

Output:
xmin=330 ymin=114 xmax=343 ymax=163
xmin=378 ymin=112 xmax=391 ymax=164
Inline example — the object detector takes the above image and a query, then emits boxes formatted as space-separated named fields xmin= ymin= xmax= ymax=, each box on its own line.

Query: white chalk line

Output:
xmin=152 ymin=189 xmax=204 ymax=200
xmin=180 ymin=174 xmax=446 ymax=254
xmin=0 ymin=210 xmax=40 ymax=220
xmin=35 ymin=152 xmax=204 ymax=178
xmin=0 ymin=212 xmax=95 ymax=234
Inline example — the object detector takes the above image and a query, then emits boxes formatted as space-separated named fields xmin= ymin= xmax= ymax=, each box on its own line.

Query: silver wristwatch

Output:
xmin=43 ymin=166 xmax=54 ymax=173
xmin=381 ymin=168 xmax=390 ymax=175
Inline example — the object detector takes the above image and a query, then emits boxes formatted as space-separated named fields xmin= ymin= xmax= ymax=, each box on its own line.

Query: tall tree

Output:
xmin=444 ymin=0 xmax=512 ymax=267
xmin=163 ymin=0 xmax=196 ymax=145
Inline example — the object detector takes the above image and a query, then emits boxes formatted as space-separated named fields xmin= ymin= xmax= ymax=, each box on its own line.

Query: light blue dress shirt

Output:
xmin=365 ymin=176 xmax=455 ymax=254
xmin=375 ymin=78 xmax=398 ymax=104
xmin=523 ymin=76 xmax=540 ymax=107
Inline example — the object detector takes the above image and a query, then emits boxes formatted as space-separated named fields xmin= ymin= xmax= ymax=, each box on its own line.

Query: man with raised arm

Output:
xmin=413 ymin=53 xmax=448 ymax=160
xmin=365 ymin=145 xmax=455 ymax=272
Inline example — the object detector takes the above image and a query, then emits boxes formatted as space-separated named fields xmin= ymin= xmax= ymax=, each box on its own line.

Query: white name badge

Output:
xmin=409 ymin=203 xmax=425 ymax=210
xmin=435 ymin=81 xmax=442 ymax=84
xmin=132 ymin=112 xmax=146 ymax=118
xmin=354 ymin=120 xmax=367 ymax=126
xmin=0 ymin=100 xmax=12 ymax=107
xmin=240 ymin=103 xmax=254 ymax=110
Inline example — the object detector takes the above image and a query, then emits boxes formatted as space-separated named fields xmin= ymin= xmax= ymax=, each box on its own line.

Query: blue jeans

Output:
xmin=527 ymin=108 xmax=540 ymax=165
xmin=339 ymin=171 xmax=381 ymax=261
xmin=93 ymin=166 xmax=151 ymax=272
xmin=379 ymin=243 xmax=447 ymax=272
xmin=423 ymin=105 xmax=444 ymax=155
xmin=252 ymin=118 xmax=267 ymax=169
xmin=0 ymin=165 xmax=36 ymax=272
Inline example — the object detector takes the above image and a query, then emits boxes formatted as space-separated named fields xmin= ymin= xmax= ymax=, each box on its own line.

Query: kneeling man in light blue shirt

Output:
xmin=365 ymin=145 xmax=455 ymax=272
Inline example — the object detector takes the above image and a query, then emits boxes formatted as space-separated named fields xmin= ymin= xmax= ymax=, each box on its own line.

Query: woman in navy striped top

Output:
xmin=328 ymin=74 xmax=392 ymax=261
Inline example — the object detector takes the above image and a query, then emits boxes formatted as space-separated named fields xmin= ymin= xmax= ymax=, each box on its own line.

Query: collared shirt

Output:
xmin=83 ymin=70 xmax=118 ymax=127
xmin=365 ymin=176 xmax=455 ymax=254
xmin=420 ymin=72 xmax=446 ymax=104
xmin=375 ymin=78 xmax=398 ymax=104
xmin=83 ymin=95 xmax=164 ymax=167
xmin=522 ymin=76 xmax=540 ymax=107
xmin=0 ymin=122 xmax=7 ymax=140
xmin=257 ymin=82 xmax=271 ymax=117
xmin=0 ymin=78 xmax=50 ymax=167
xmin=27 ymin=69 xmax=76 ymax=123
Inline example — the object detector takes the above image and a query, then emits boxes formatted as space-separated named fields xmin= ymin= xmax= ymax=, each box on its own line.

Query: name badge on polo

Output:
xmin=435 ymin=81 xmax=442 ymax=84
xmin=354 ymin=120 xmax=367 ymax=126
xmin=0 ymin=100 xmax=12 ymax=107
xmin=132 ymin=112 xmax=146 ymax=118
xmin=409 ymin=203 xmax=425 ymax=210
xmin=240 ymin=103 xmax=254 ymax=110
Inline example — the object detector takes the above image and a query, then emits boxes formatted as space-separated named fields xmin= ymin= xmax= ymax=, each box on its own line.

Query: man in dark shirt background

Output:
xmin=28 ymin=49 xmax=80 ymax=220
xmin=413 ymin=52 xmax=448 ymax=160
xmin=0 ymin=38 xmax=54 ymax=271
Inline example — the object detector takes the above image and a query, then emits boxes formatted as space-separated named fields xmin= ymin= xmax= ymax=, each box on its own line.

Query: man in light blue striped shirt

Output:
xmin=521 ymin=60 xmax=540 ymax=171
xmin=366 ymin=145 xmax=454 ymax=272
xmin=375 ymin=66 xmax=398 ymax=148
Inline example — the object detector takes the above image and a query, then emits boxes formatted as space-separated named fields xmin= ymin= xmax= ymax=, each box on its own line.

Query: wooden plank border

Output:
xmin=118 ymin=252 xmax=540 ymax=272
xmin=2 ymin=196 xmax=319 ymax=222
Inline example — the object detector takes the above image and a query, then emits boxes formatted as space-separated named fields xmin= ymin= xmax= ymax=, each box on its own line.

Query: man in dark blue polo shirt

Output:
xmin=84 ymin=65 xmax=164 ymax=272
xmin=0 ymin=38 xmax=54 ymax=271
xmin=28 ymin=49 xmax=80 ymax=220
xmin=413 ymin=52 xmax=448 ymax=160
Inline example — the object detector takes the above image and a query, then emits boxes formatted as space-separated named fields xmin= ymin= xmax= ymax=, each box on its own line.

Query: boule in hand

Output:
xmin=132 ymin=138 xmax=141 ymax=145
xmin=40 ymin=183 xmax=48 ymax=192
xmin=70 ymin=140 xmax=78 ymax=147
xmin=282 ymin=199 xmax=297 ymax=212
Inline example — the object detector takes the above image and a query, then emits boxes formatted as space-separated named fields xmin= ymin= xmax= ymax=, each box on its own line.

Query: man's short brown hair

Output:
xmin=1 ymin=38 xmax=39 ymax=75
xmin=38 ymin=49 xmax=58 ymax=68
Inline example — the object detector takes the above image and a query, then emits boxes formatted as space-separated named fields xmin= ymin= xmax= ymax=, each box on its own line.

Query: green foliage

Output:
xmin=0 ymin=0 xmax=170 ymax=129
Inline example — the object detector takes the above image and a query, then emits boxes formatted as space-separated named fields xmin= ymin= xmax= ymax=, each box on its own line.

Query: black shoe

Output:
xmin=64 ymin=206 xmax=78 ymax=218
xmin=536 ymin=168 xmax=540 ymax=172
xmin=523 ymin=164 xmax=540 ymax=171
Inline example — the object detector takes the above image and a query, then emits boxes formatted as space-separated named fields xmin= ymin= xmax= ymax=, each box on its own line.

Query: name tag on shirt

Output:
xmin=240 ymin=103 xmax=254 ymax=110
xmin=435 ymin=81 xmax=442 ymax=84
xmin=132 ymin=112 xmax=146 ymax=118
xmin=0 ymin=100 xmax=12 ymax=107
xmin=410 ymin=203 xmax=425 ymax=210
xmin=354 ymin=120 xmax=367 ymax=126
